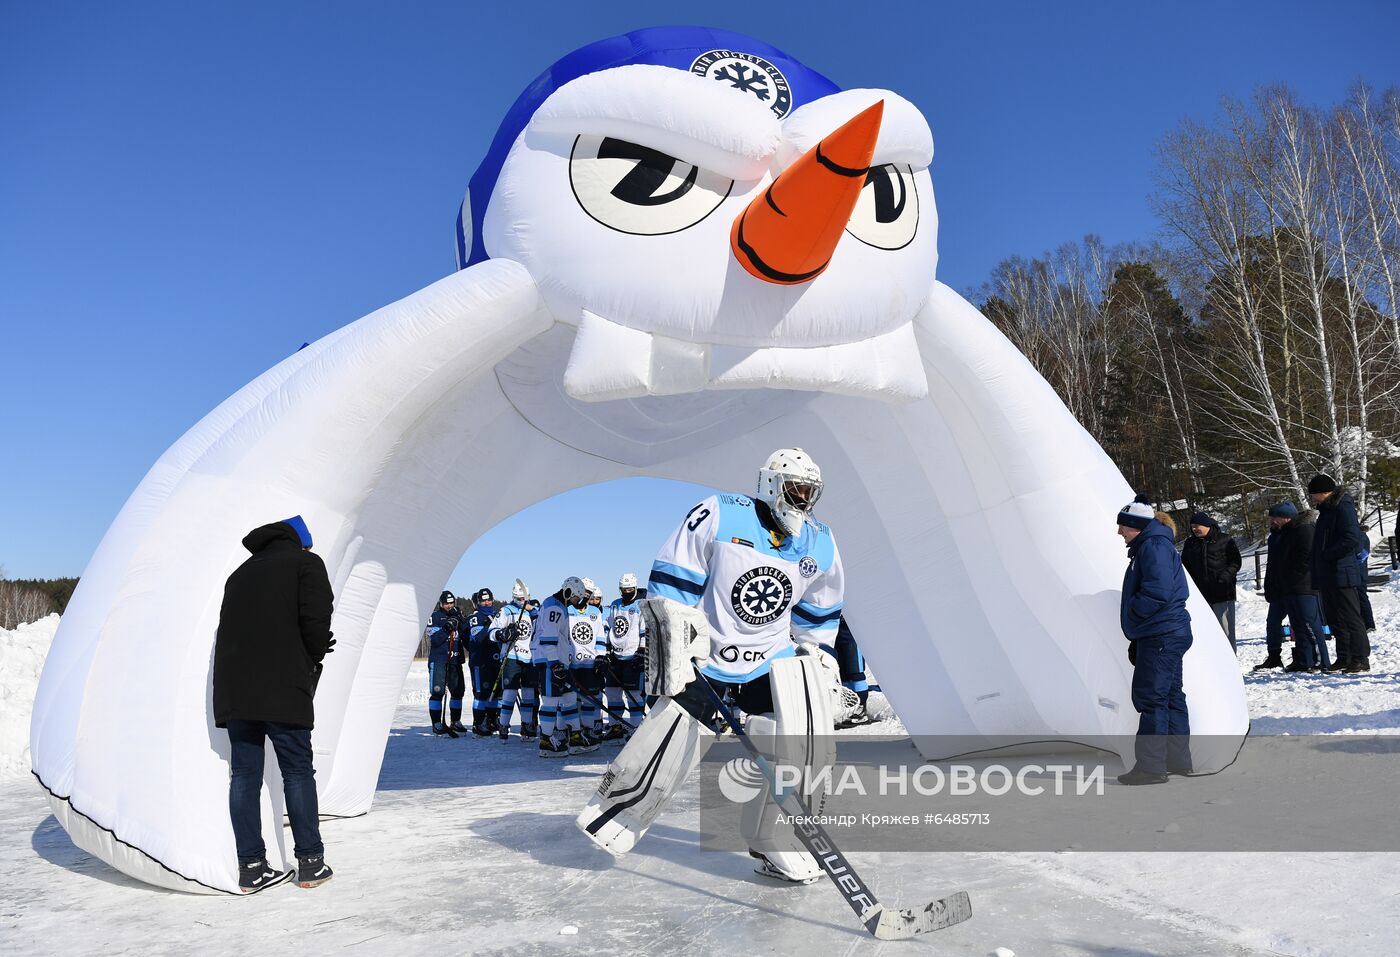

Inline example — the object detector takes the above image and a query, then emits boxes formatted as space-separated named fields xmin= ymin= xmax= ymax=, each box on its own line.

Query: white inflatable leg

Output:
xmin=742 ymin=655 xmax=836 ymax=882
xmin=576 ymin=697 xmax=715 ymax=855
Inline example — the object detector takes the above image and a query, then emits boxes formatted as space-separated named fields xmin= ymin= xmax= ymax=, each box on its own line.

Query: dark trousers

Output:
xmin=1129 ymin=629 xmax=1192 ymax=774
xmin=227 ymin=719 xmax=324 ymax=864
xmin=470 ymin=639 xmax=502 ymax=714
xmin=1284 ymin=593 xmax=1330 ymax=669
xmin=1320 ymin=586 xmax=1369 ymax=663
xmin=1265 ymin=600 xmax=1289 ymax=656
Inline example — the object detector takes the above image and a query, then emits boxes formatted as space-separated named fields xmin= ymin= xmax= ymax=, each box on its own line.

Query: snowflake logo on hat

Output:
xmin=690 ymin=50 xmax=792 ymax=117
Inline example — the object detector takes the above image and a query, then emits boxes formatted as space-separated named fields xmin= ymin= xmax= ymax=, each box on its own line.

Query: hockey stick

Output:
xmin=692 ymin=669 xmax=971 ymax=940
xmin=570 ymin=677 xmax=639 ymax=733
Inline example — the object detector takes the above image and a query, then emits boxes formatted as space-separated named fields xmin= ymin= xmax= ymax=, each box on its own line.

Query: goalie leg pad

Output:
xmin=740 ymin=656 xmax=837 ymax=881
xmin=640 ymin=598 xmax=710 ymax=698
xmin=576 ymin=696 xmax=715 ymax=855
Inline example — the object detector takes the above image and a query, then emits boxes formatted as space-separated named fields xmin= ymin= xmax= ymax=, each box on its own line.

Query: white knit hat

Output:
xmin=1117 ymin=501 xmax=1155 ymax=530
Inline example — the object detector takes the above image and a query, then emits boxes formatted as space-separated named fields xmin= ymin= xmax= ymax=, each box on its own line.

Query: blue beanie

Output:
xmin=1189 ymin=511 xmax=1216 ymax=528
xmin=281 ymin=515 xmax=313 ymax=548
xmin=1268 ymin=501 xmax=1299 ymax=518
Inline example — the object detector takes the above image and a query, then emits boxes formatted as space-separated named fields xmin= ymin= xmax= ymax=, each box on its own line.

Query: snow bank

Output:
xmin=0 ymin=614 xmax=59 ymax=778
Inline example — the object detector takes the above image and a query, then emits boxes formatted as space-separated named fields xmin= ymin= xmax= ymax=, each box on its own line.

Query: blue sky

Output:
xmin=3 ymin=2 xmax=1398 ymax=593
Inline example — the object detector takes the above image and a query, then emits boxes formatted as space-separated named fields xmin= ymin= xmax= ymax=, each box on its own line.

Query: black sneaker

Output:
xmin=296 ymin=855 xmax=333 ymax=889
xmin=1252 ymin=655 xmax=1285 ymax=671
xmin=1324 ymin=659 xmax=1350 ymax=672
xmin=1117 ymin=768 xmax=1169 ymax=786
xmin=1345 ymin=659 xmax=1371 ymax=673
xmin=239 ymin=859 xmax=293 ymax=894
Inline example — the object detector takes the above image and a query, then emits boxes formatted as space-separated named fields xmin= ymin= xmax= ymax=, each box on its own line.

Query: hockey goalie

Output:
xmin=577 ymin=448 xmax=855 ymax=884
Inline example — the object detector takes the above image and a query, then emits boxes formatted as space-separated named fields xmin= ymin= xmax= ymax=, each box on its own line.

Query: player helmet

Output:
xmin=756 ymin=447 xmax=823 ymax=537
xmin=561 ymin=576 xmax=587 ymax=603
xmin=618 ymin=572 xmax=638 ymax=590
xmin=512 ymin=578 xmax=530 ymax=602
xmin=583 ymin=577 xmax=601 ymax=599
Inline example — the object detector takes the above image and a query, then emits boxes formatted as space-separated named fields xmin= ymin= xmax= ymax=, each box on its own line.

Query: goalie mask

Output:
xmin=756 ymin=448 xmax=823 ymax=538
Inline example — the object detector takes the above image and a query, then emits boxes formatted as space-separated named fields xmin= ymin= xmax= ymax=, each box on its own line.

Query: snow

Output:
xmin=0 ymin=614 xmax=58 ymax=779
xmin=3 ymin=590 xmax=1398 ymax=955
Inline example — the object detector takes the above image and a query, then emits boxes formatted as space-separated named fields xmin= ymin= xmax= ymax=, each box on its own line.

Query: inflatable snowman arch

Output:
xmin=30 ymin=26 xmax=1247 ymax=893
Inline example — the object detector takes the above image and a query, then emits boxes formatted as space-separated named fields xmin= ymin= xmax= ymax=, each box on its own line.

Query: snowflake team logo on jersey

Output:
xmin=730 ymin=566 xmax=794 ymax=625
xmin=798 ymin=556 xmax=819 ymax=579
xmin=514 ymin=615 xmax=533 ymax=640
xmin=612 ymin=615 xmax=629 ymax=638
xmin=571 ymin=622 xmax=595 ymax=645
xmin=690 ymin=50 xmax=792 ymax=118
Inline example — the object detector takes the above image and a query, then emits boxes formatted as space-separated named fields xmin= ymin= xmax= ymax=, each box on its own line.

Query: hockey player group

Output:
xmin=423 ymin=574 xmax=649 ymax=755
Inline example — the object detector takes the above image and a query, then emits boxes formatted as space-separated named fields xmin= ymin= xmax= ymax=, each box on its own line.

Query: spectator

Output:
xmin=1308 ymin=475 xmax=1370 ymax=673
xmin=1116 ymin=501 xmax=1193 ymax=786
xmin=1358 ymin=526 xmax=1376 ymax=631
xmin=1181 ymin=512 xmax=1242 ymax=651
xmin=1259 ymin=502 xmax=1330 ymax=673
xmin=212 ymin=515 xmax=335 ymax=892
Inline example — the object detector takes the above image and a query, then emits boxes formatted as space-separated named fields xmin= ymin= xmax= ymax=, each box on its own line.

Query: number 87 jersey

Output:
xmin=647 ymin=492 xmax=844 ymax=683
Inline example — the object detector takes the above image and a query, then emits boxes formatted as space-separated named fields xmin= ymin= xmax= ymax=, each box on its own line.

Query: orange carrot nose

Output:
xmin=731 ymin=100 xmax=884 ymax=285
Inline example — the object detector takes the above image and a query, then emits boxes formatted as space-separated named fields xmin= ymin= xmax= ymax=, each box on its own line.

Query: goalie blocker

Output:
xmin=577 ymin=598 xmax=844 ymax=880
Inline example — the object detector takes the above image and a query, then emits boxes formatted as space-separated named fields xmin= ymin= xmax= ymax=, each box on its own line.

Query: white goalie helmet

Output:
xmin=512 ymin=578 xmax=530 ymax=602
xmin=561 ymin=576 xmax=587 ymax=603
xmin=618 ymin=572 xmax=638 ymax=591
xmin=756 ymin=447 xmax=823 ymax=537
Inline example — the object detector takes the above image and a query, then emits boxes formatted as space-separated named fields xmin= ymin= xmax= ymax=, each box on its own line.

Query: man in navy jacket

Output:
xmin=1117 ymin=501 xmax=1193 ymax=785
xmin=1308 ymin=474 xmax=1369 ymax=672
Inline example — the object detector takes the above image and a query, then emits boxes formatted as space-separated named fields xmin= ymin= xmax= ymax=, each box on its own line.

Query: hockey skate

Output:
xmin=498 ymin=721 xmax=511 ymax=741
xmin=751 ymin=851 xmax=823 ymax=885
xmin=449 ymin=720 xmax=469 ymax=734
xmin=569 ymin=728 xmax=598 ymax=754
xmin=539 ymin=732 xmax=569 ymax=758
xmin=432 ymin=721 xmax=459 ymax=738
xmin=600 ymin=723 xmax=628 ymax=745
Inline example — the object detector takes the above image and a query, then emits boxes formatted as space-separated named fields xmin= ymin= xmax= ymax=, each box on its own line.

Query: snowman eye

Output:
xmin=844 ymin=163 xmax=919 ymax=250
xmin=570 ymin=134 xmax=733 ymax=235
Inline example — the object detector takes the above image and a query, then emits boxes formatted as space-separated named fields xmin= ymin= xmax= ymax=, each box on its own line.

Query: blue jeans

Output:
xmin=227 ymin=720 xmax=324 ymax=864
xmin=1130 ymin=629 xmax=1192 ymax=773
xmin=1285 ymin=593 xmax=1330 ymax=669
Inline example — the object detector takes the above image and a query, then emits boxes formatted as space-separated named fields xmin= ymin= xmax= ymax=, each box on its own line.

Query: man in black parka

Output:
xmin=1308 ymin=474 xmax=1370 ymax=673
xmin=1181 ymin=512 xmax=1242 ymax=652
xmin=213 ymin=515 xmax=335 ymax=892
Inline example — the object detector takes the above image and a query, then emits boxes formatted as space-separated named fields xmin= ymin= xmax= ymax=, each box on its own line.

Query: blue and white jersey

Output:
xmin=489 ymin=600 xmax=535 ymax=663
xmin=564 ymin=603 xmax=607 ymax=667
xmin=607 ymin=596 xmax=646 ymax=659
xmin=534 ymin=595 xmax=567 ymax=663
xmin=648 ymin=492 xmax=844 ymax=683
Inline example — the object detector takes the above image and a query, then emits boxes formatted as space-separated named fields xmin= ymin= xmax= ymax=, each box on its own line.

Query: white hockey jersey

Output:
xmin=563 ymin=602 xmax=607 ymax=667
xmin=534 ymin=595 xmax=567 ymax=663
xmin=648 ymin=492 xmax=844 ymax=682
xmin=489 ymin=600 xmax=535 ymax=663
xmin=606 ymin=596 xmax=646 ymax=659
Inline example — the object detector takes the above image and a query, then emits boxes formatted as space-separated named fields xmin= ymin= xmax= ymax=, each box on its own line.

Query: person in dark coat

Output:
xmin=213 ymin=515 xmax=335 ymax=892
xmin=1259 ymin=502 xmax=1330 ymax=672
xmin=1181 ymin=512 xmax=1242 ymax=652
xmin=1308 ymin=475 xmax=1370 ymax=672
xmin=1117 ymin=501 xmax=1193 ymax=785
xmin=1358 ymin=527 xmax=1376 ymax=631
